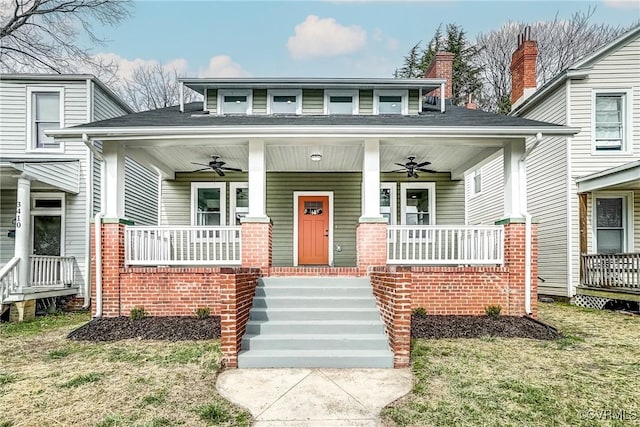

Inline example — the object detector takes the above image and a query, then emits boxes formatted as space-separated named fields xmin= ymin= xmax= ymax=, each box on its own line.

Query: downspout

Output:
xmin=518 ymin=132 xmax=543 ymax=315
xmin=83 ymin=83 xmax=93 ymax=309
xmin=83 ymin=134 xmax=105 ymax=316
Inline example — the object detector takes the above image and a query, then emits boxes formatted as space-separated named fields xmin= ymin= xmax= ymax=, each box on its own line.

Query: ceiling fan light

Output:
xmin=310 ymin=153 xmax=322 ymax=162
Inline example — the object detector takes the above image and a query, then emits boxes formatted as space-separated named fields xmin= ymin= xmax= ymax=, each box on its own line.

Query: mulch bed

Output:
xmin=67 ymin=316 xmax=221 ymax=342
xmin=411 ymin=315 xmax=561 ymax=340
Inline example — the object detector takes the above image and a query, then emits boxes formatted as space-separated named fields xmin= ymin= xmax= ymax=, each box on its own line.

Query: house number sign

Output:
xmin=15 ymin=201 xmax=22 ymax=228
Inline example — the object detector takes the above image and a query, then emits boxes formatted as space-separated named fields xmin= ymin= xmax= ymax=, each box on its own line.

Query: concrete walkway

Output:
xmin=216 ymin=368 xmax=413 ymax=426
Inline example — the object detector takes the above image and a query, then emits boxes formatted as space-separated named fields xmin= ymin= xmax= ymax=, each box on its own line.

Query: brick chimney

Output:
xmin=425 ymin=51 xmax=454 ymax=99
xmin=465 ymin=94 xmax=477 ymax=110
xmin=510 ymin=26 xmax=538 ymax=109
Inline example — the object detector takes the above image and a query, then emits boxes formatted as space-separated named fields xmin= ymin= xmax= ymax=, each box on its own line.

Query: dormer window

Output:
xmin=325 ymin=90 xmax=358 ymax=115
xmin=268 ymin=89 xmax=302 ymax=114
xmin=218 ymin=90 xmax=251 ymax=115
xmin=373 ymin=90 xmax=408 ymax=115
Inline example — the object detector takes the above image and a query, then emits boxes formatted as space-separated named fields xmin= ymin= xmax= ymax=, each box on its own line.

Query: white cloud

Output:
xmin=197 ymin=55 xmax=250 ymax=77
xmin=287 ymin=15 xmax=367 ymax=60
xmin=603 ymin=0 xmax=639 ymax=9
xmin=372 ymin=28 xmax=400 ymax=51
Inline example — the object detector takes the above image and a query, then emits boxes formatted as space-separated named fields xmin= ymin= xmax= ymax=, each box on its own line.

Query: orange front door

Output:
xmin=298 ymin=196 xmax=329 ymax=265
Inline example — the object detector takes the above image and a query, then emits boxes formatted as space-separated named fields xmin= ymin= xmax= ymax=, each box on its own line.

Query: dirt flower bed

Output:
xmin=411 ymin=315 xmax=561 ymax=340
xmin=68 ymin=316 xmax=221 ymax=341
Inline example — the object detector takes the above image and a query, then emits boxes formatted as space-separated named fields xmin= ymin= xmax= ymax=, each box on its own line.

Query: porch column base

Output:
xmin=241 ymin=217 xmax=272 ymax=275
xmin=9 ymin=300 xmax=36 ymax=322
xmin=357 ymin=219 xmax=388 ymax=275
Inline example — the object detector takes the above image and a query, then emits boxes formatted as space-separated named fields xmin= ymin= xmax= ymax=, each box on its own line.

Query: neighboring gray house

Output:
xmin=0 ymin=74 xmax=159 ymax=319
xmin=465 ymin=26 xmax=640 ymax=303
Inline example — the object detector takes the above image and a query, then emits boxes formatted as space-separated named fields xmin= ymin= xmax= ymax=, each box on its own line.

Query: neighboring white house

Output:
xmin=0 ymin=74 xmax=159 ymax=318
xmin=466 ymin=26 xmax=640 ymax=301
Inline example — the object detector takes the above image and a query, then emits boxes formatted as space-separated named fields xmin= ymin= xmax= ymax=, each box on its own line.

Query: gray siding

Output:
xmin=253 ymin=89 xmax=267 ymax=114
xmin=205 ymin=89 xmax=218 ymax=113
xmin=359 ymin=90 xmax=373 ymax=115
xmin=302 ymin=89 xmax=324 ymax=114
xmin=92 ymin=84 xmax=128 ymax=122
xmin=465 ymin=158 xmax=504 ymax=226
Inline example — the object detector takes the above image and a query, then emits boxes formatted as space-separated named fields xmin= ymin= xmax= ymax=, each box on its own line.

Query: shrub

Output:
xmin=130 ymin=307 xmax=147 ymax=320
xmin=412 ymin=307 xmax=427 ymax=317
xmin=485 ymin=305 xmax=502 ymax=318
xmin=195 ymin=307 xmax=211 ymax=319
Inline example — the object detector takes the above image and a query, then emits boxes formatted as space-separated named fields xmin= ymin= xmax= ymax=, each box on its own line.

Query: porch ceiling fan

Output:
xmin=392 ymin=156 xmax=437 ymax=178
xmin=190 ymin=155 xmax=242 ymax=176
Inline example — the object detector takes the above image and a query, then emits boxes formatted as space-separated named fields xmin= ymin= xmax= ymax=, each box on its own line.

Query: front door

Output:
xmin=298 ymin=196 xmax=329 ymax=265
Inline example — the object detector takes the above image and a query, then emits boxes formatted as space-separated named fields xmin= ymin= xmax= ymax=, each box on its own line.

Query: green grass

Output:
xmin=0 ymin=373 xmax=16 ymax=386
xmin=196 ymin=402 xmax=250 ymax=426
xmin=383 ymin=303 xmax=640 ymax=426
xmin=141 ymin=390 xmax=168 ymax=406
xmin=59 ymin=372 xmax=104 ymax=388
xmin=0 ymin=312 xmax=90 ymax=338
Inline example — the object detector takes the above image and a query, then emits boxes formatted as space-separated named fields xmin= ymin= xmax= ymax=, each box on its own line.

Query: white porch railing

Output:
xmin=387 ymin=225 xmax=504 ymax=265
xmin=1 ymin=257 xmax=20 ymax=304
xmin=125 ymin=226 xmax=242 ymax=266
xmin=29 ymin=256 xmax=75 ymax=287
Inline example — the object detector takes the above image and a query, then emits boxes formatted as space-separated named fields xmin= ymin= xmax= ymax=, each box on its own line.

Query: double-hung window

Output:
xmin=27 ymin=87 xmax=64 ymax=150
xmin=593 ymin=90 xmax=630 ymax=152
xmin=380 ymin=183 xmax=396 ymax=224
xmin=373 ymin=90 xmax=408 ymax=115
xmin=268 ymin=90 xmax=302 ymax=114
xmin=469 ymin=169 xmax=482 ymax=196
xmin=229 ymin=182 xmax=249 ymax=225
xmin=325 ymin=90 xmax=358 ymax=115
xmin=219 ymin=90 xmax=251 ymax=115
xmin=594 ymin=194 xmax=633 ymax=254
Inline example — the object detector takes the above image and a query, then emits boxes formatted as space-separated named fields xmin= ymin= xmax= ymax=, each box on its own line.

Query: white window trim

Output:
xmin=229 ymin=182 xmax=249 ymax=226
xmin=30 ymin=192 xmax=65 ymax=256
xmin=26 ymin=86 xmax=65 ymax=153
xmin=380 ymin=182 xmax=396 ymax=225
xmin=373 ymin=89 xmax=408 ymax=115
xmin=267 ymin=89 xmax=302 ymax=115
xmin=468 ymin=169 xmax=482 ymax=198
xmin=400 ymin=182 xmax=436 ymax=225
xmin=324 ymin=89 xmax=359 ymax=115
xmin=190 ymin=182 xmax=226 ymax=226
xmin=217 ymin=89 xmax=253 ymax=115
xmin=592 ymin=191 xmax=634 ymax=253
xmin=293 ymin=191 xmax=334 ymax=267
xmin=591 ymin=88 xmax=633 ymax=155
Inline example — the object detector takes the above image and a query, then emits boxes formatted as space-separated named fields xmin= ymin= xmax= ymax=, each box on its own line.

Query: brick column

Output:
xmin=241 ymin=218 xmax=272 ymax=275
xmin=90 ymin=219 xmax=130 ymax=317
xmin=500 ymin=219 xmax=538 ymax=317
xmin=356 ymin=220 xmax=387 ymax=275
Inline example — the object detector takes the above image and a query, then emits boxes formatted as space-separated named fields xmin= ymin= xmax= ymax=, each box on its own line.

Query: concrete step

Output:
xmin=241 ymin=333 xmax=390 ymax=351
xmin=237 ymin=349 xmax=394 ymax=368
xmin=252 ymin=296 xmax=377 ymax=309
xmin=249 ymin=308 xmax=382 ymax=321
xmin=255 ymin=286 xmax=373 ymax=297
xmin=245 ymin=320 xmax=385 ymax=335
xmin=259 ymin=277 xmax=370 ymax=287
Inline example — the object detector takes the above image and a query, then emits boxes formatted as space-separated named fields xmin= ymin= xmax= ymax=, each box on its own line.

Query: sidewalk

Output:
xmin=216 ymin=368 xmax=413 ymax=426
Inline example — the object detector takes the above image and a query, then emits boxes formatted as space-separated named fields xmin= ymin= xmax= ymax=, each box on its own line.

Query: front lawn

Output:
xmin=0 ymin=312 xmax=249 ymax=427
xmin=383 ymin=303 xmax=640 ymax=426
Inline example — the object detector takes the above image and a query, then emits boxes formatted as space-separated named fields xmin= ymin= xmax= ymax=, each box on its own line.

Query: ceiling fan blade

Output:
xmin=394 ymin=163 xmax=408 ymax=168
xmin=189 ymin=167 xmax=212 ymax=173
xmin=390 ymin=169 xmax=406 ymax=173
xmin=191 ymin=162 xmax=211 ymax=167
xmin=415 ymin=161 xmax=431 ymax=168
xmin=220 ymin=166 xmax=243 ymax=172
xmin=214 ymin=168 xmax=225 ymax=177
xmin=416 ymin=168 xmax=437 ymax=173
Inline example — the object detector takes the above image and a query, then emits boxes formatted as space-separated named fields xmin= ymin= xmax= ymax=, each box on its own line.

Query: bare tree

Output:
xmin=475 ymin=7 xmax=632 ymax=113
xmin=116 ymin=63 xmax=200 ymax=112
xmin=0 ymin=0 xmax=131 ymax=73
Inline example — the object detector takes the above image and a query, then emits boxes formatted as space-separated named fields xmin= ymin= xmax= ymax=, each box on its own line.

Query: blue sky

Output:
xmin=94 ymin=0 xmax=640 ymax=79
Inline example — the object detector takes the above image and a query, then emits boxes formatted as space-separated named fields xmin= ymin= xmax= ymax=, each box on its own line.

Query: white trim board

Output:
xmin=293 ymin=191 xmax=334 ymax=266
xmin=400 ymin=182 xmax=436 ymax=225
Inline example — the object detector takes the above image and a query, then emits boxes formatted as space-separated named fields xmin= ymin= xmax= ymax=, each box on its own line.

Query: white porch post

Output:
xmin=15 ymin=175 xmax=32 ymax=291
xmin=102 ymin=140 xmax=126 ymax=219
xmin=248 ymin=139 xmax=268 ymax=219
xmin=361 ymin=139 xmax=382 ymax=219
xmin=503 ymin=139 xmax=527 ymax=218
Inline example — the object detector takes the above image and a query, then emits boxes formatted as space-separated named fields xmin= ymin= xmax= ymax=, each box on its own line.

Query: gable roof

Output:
xmin=48 ymin=100 xmax=577 ymax=139
xmin=511 ymin=25 xmax=640 ymax=117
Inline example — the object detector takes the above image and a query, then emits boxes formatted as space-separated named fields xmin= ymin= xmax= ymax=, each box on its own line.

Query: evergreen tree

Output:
xmin=397 ymin=42 xmax=423 ymax=78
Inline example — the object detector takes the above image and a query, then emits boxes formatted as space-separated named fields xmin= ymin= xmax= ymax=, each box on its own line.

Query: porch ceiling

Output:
xmin=127 ymin=137 xmax=506 ymax=176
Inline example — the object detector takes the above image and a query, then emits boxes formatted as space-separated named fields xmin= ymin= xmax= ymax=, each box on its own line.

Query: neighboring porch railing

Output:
xmin=29 ymin=256 xmax=75 ymax=287
xmin=125 ymin=226 xmax=242 ymax=266
xmin=387 ymin=225 xmax=504 ymax=265
xmin=0 ymin=257 xmax=20 ymax=304
xmin=581 ymin=253 xmax=640 ymax=289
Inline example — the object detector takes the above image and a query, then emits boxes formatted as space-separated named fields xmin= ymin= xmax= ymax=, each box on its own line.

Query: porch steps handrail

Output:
xmin=29 ymin=256 xmax=75 ymax=287
xmin=387 ymin=225 xmax=504 ymax=265
xmin=0 ymin=257 xmax=20 ymax=304
xmin=581 ymin=253 xmax=640 ymax=288
xmin=125 ymin=226 xmax=242 ymax=266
